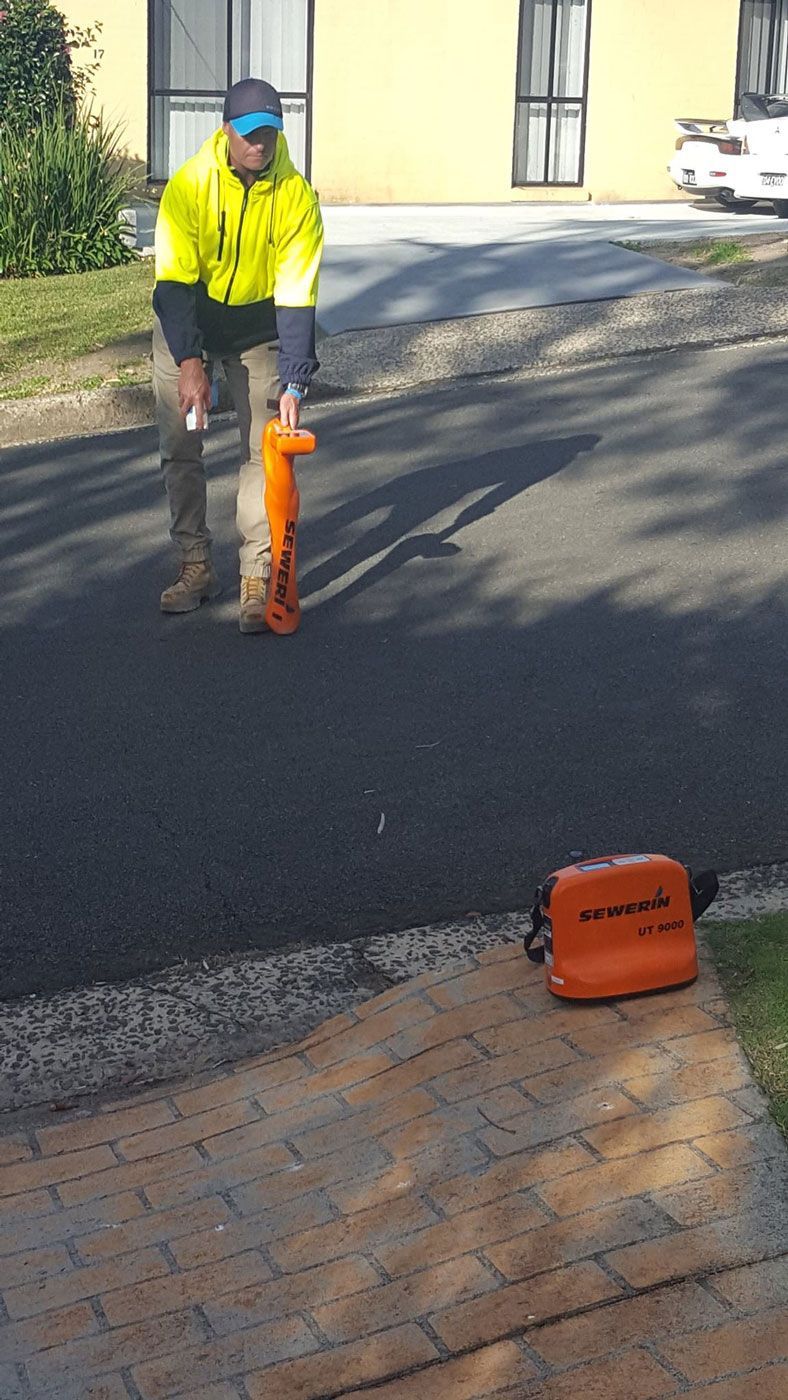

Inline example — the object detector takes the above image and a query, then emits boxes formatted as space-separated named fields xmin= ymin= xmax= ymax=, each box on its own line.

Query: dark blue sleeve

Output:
xmin=153 ymin=281 xmax=203 ymax=364
xmin=275 ymin=305 xmax=319 ymax=386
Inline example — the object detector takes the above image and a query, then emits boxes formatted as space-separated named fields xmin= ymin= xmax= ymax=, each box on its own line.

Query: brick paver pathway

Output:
xmin=0 ymin=941 xmax=786 ymax=1399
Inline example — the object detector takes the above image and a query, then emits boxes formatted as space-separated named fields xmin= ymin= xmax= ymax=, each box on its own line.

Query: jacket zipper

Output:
xmin=216 ymin=172 xmax=225 ymax=258
xmin=218 ymin=210 xmax=227 ymax=260
xmin=224 ymin=186 xmax=249 ymax=305
xmin=268 ymin=176 xmax=277 ymax=245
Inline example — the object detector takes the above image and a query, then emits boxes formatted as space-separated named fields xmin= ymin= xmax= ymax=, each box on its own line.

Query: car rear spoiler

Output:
xmin=674 ymin=118 xmax=730 ymax=136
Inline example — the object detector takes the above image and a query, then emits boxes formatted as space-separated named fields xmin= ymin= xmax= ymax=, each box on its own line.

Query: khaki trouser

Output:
xmin=152 ymin=316 xmax=280 ymax=578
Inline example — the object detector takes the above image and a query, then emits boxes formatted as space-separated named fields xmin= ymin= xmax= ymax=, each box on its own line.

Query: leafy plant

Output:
xmin=0 ymin=0 xmax=76 ymax=129
xmin=0 ymin=104 xmax=140 ymax=278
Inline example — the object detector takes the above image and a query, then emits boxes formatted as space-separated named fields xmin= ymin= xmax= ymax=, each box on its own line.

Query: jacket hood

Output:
xmin=200 ymin=126 xmax=296 ymax=185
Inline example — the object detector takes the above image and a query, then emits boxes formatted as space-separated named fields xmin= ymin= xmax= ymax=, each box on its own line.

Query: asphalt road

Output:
xmin=2 ymin=342 xmax=786 ymax=998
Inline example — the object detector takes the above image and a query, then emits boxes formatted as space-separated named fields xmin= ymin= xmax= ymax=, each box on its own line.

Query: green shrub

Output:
xmin=0 ymin=106 xmax=139 ymax=278
xmin=0 ymin=0 xmax=76 ymax=129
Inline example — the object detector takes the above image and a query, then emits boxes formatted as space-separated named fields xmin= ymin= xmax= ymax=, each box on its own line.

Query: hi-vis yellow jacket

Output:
xmin=153 ymin=128 xmax=323 ymax=386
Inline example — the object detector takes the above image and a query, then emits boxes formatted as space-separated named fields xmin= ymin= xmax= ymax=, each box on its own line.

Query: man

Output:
xmin=152 ymin=78 xmax=323 ymax=633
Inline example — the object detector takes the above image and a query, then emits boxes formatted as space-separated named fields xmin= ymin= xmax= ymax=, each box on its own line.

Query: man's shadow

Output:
xmin=300 ymin=433 xmax=600 ymax=607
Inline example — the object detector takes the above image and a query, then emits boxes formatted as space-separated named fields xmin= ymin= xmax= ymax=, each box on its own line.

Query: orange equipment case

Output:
xmin=524 ymin=854 xmax=718 ymax=1000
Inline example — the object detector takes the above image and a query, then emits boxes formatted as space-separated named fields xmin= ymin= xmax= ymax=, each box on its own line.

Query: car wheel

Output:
xmin=774 ymin=199 xmax=788 ymax=218
xmin=716 ymin=190 xmax=758 ymax=211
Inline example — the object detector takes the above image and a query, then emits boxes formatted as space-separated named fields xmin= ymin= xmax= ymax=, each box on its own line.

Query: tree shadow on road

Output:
xmin=300 ymin=434 xmax=599 ymax=605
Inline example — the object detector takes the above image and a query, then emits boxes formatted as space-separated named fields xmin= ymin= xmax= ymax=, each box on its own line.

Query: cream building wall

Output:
xmin=311 ymin=0 xmax=522 ymax=202
xmin=59 ymin=0 xmax=148 ymax=164
xmin=582 ymin=0 xmax=742 ymax=202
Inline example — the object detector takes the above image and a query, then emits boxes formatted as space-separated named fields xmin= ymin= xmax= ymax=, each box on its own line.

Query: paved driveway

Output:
xmin=316 ymin=201 xmax=786 ymax=331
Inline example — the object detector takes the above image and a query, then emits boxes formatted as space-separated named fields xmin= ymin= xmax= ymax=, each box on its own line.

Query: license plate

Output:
xmin=682 ymin=169 xmax=697 ymax=185
xmin=762 ymin=172 xmax=786 ymax=187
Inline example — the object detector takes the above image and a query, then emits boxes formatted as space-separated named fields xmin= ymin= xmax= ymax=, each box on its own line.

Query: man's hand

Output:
xmin=178 ymin=357 xmax=212 ymax=429
xmin=279 ymin=391 xmax=301 ymax=430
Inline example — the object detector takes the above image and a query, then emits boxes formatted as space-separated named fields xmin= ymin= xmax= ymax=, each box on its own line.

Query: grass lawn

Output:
xmin=705 ymin=911 xmax=788 ymax=1137
xmin=0 ymin=258 xmax=155 ymax=399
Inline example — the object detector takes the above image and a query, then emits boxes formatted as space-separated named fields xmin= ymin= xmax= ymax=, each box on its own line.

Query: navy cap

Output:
xmin=223 ymin=78 xmax=283 ymax=136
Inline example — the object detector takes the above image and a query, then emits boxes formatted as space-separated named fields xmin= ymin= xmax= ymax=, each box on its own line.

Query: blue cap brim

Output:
xmin=230 ymin=112 xmax=283 ymax=136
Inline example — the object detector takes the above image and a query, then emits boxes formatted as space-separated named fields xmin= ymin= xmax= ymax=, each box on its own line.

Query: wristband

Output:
xmin=285 ymin=382 xmax=308 ymax=400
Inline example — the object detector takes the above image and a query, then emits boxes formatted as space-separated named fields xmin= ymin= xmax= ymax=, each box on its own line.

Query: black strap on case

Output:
xmin=523 ymin=887 xmax=546 ymax=963
xmin=689 ymin=869 xmax=719 ymax=921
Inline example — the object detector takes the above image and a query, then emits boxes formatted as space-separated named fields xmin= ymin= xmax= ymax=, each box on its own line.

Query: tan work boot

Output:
xmin=160 ymin=561 xmax=221 ymax=614
xmin=239 ymin=573 xmax=270 ymax=634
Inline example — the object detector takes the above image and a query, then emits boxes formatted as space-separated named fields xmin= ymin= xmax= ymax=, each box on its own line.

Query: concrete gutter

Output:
xmin=0 ymin=382 xmax=159 ymax=450
xmin=4 ymin=284 xmax=788 ymax=449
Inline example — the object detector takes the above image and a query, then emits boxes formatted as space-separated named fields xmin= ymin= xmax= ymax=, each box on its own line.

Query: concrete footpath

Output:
xmin=1 ymin=936 xmax=786 ymax=1399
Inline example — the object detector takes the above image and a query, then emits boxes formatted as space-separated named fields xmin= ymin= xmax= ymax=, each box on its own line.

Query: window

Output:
xmin=149 ymin=0 xmax=313 ymax=181
xmin=737 ymin=0 xmax=788 ymax=102
xmin=513 ymin=0 xmax=592 ymax=187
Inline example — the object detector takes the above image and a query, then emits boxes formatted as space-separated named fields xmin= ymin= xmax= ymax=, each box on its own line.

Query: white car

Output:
xmin=668 ymin=93 xmax=788 ymax=215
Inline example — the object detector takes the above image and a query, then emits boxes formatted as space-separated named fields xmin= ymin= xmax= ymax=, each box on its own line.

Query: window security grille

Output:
xmin=513 ymin=0 xmax=592 ymax=187
xmin=737 ymin=0 xmax=788 ymax=105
